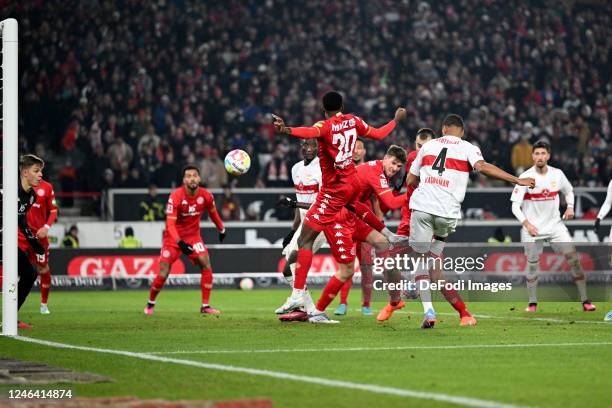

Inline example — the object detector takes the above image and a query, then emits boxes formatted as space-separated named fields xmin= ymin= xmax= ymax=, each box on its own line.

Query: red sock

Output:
xmin=40 ymin=271 xmax=51 ymax=304
xmin=316 ymin=276 xmax=346 ymax=312
xmin=201 ymin=268 xmax=213 ymax=305
xmin=149 ymin=275 xmax=167 ymax=303
xmin=361 ymin=268 xmax=372 ymax=307
xmin=340 ymin=279 xmax=352 ymax=304
xmin=353 ymin=201 xmax=385 ymax=232
xmin=441 ymin=288 xmax=470 ymax=317
xmin=294 ymin=249 xmax=313 ymax=290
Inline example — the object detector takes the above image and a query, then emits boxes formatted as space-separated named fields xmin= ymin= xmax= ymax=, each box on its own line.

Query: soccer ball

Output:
xmin=224 ymin=149 xmax=251 ymax=176
xmin=239 ymin=277 xmax=254 ymax=290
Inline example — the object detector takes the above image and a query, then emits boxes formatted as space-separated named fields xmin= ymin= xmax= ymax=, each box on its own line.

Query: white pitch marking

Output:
xmin=13 ymin=336 xmax=524 ymax=408
xmin=147 ymin=342 xmax=612 ymax=355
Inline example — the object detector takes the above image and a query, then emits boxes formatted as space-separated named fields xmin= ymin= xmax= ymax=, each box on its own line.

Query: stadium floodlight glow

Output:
xmin=2 ymin=18 xmax=18 ymax=336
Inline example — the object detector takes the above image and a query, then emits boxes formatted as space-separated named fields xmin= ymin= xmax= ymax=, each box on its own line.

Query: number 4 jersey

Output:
xmin=409 ymin=135 xmax=483 ymax=219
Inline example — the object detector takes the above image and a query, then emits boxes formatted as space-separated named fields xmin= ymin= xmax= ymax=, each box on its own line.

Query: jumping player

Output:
xmin=273 ymin=91 xmax=406 ymax=322
xmin=144 ymin=165 xmax=226 ymax=315
xmin=408 ymin=114 xmax=535 ymax=328
xmin=18 ymin=179 xmax=58 ymax=314
xmin=511 ymin=140 xmax=596 ymax=312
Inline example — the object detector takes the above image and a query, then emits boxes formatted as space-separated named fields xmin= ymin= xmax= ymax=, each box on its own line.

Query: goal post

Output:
xmin=2 ymin=18 xmax=18 ymax=336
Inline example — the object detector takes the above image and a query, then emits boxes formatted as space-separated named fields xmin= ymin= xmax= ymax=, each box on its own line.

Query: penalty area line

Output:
xmin=14 ymin=335 xmax=524 ymax=408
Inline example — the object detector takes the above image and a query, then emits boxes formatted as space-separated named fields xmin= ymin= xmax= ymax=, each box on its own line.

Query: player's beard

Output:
xmin=186 ymin=183 xmax=198 ymax=193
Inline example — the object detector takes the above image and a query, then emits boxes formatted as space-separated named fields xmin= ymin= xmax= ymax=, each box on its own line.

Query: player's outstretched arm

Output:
xmin=377 ymin=190 xmax=407 ymax=210
xmin=272 ymin=114 xmax=319 ymax=139
xmin=473 ymin=161 xmax=535 ymax=187
xmin=363 ymin=108 xmax=407 ymax=140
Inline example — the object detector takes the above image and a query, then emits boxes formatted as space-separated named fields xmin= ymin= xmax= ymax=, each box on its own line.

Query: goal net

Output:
xmin=1 ymin=18 xmax=18 ymax=336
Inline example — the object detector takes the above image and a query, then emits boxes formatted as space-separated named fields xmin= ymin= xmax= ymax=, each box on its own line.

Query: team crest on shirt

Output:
xmin=197 ymin=197 xmax=204 ymax=204
xmin=37 ymin=189 xmax=45 ymax=197
xmin=551 ymin=181 xmax=557 ymax=189
xmin=162 ymin=250 xmax=171 ymax=258
xmin=380 ymin=176 xmax=388 ymax=188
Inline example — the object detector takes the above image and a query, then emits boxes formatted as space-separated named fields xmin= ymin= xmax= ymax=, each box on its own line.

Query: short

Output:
xmin=520 ymin=224 xmax=575 ymax=263
xmin=282 ymin=222 xmax=327 ymax=259
xmin=322 ymin=210 xmax=356 ymax=264
xmin=409 ymin=210 xmax=458 ymax=254
xmin=18 ymin=235 xmax=50 ymax=267
xmin=303 ymin=176 xmax=359 ymax=232
xmin=159 ymin=237 xmax=208 ymax=265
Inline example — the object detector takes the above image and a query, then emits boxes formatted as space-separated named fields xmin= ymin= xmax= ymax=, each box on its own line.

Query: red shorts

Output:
xmin=18 ymin=235 xmax=50 ymax=267
xmin=303 ymin=176 xmax=359 ymax=232
xmin=159 ymin=237 xmax=208 ymax=265
xmin=322 ymin=209 xmax=357 ymax=264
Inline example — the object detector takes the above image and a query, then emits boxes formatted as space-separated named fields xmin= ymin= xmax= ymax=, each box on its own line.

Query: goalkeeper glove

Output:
xmin=28 ymin=238 xmax=45 ymax=255
xmin=276 ymin=196 xmax=297 ymax=208
xmin=282 ymin=230 xmax=296 ymax=249
xmin=177 ymin=240 xmax=194 ymax=255
xmin=219 ymin=229 xmax=226 ymax=242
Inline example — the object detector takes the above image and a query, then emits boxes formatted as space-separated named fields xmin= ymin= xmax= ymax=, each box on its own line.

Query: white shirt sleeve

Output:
xmin=559 ymin=170 xmax=574 ymax=207
xmin=510 ymin=184 xmax=527 ymax=203
xmin=409 ymin=146 xmax=425 ymax=176
xmin=291 ymin=163 xmax=299 ymax=186
xmin=466 ymin=142 xmax=484 ymax=168
xmin=512 ymin=201 xmax=527 ymax=224
xmin=598 ymin=180 xmax=612 ymax=220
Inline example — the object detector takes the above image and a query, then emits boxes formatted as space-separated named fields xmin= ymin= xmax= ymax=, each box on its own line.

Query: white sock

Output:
xmin=415 ymin=256 xmax=434 ymax=313
xmin=285 ymin=275 xmax=294 ymax=286
xmin=568 ymin=258 xmax=588 ymax=302
xmin=304 ymin=288 xmax=316 ymax=314
xmin=291 ymin=288 xmax=304 ymax=299
xmin=526 ymin=260 xmax=538 ymax=303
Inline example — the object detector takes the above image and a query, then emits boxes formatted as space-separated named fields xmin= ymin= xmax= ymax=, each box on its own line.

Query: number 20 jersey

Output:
xmin=409 ymin=135 xmax=483 ymax=219
xmin=313 ymin=112 xmax=372 ymax=187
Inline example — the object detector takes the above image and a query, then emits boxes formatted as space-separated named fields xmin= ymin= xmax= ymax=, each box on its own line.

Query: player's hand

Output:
xmin=523 ymin=221 xmax=538 ymax=237
xmin=28 ymin=238 xmax=45 ymax=255
xmin=562 ymin=208 xmax=575 ymax=220
xmin=517 ymin=177 xmax=536 ymax=188
xmin=394 ymin=108 xmax=407 ymax=122
xmin=36 ymin=225 xmax=49 ymax=239
xmin=594 ymin=218 xmax=601 ymax=233
xmin=218 ymin=229 xmax=226 ymax=243
xmin=177 ymin=240 xmax=194 ymax=255
xmin=271 ymin=114 xmax=289 ymax=134
xmin=282 ymin=230 xmax=296 ymax=249
xmin=276 ymin=195 xmax=297 ymax=208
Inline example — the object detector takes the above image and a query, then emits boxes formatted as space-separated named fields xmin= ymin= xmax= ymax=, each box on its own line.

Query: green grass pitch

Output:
xmin=1 ymin=289 xmax=611 ymax=407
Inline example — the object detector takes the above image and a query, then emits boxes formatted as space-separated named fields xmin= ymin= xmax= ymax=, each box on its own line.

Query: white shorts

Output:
xmin=409 ymin=210 xmax=458 ymax=254
xmin=282 ymin=222 xmax=327 ymax=259
xmin=520 ymin=223 xmax=575 ymax=262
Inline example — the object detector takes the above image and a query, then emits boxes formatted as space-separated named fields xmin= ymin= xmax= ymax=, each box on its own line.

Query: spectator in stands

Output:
xmin=119 ymin=227 xmax=142 ymax=248
xmin=62 ymin=225 xmax=79 ymax=248
xmin=140 ymin=184 xmax=166 ymax=221
xmin=511 ymin=134 xmax=533 ymax=175
xmin=199 ymin=147 xmax=228 ymax=189
xmin=107 ymin=137 xmax=133 ymax=173
xmin=220 ymin=184 xmax=241 ymax=221
xmin=263 ymin=144 xmax=291 ymax=188
xmin=153 ymin=150 xmax=180 ymax=188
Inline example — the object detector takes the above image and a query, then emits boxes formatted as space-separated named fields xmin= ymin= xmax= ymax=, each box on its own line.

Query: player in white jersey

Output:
xmin=511 ymin=140 xmax=597 ymax=312
xmin=594 ymin=179 xmax=612 ymax=241
xmin=275 ymin=139 xmax=327 ymax=317
xmin=408 ymin=114 xmax=535 ymax=328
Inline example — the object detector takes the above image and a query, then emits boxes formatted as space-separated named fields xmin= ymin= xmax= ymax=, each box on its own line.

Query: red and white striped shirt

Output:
xmin=409 ymin=135 xmax=483 ymax=219
xmin=510 ymin=166 xmax=573 ymax=235
xmin=292 ymin=157 xmax=322 ymax=217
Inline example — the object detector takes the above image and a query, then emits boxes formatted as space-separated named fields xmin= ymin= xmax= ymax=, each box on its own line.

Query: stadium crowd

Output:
xmin=5 ymin=0 xmax=612 ymax=196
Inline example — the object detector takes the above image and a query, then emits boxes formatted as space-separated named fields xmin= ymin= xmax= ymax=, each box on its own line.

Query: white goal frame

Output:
xmin=2 ymin=18 xmax=18 ymax=336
